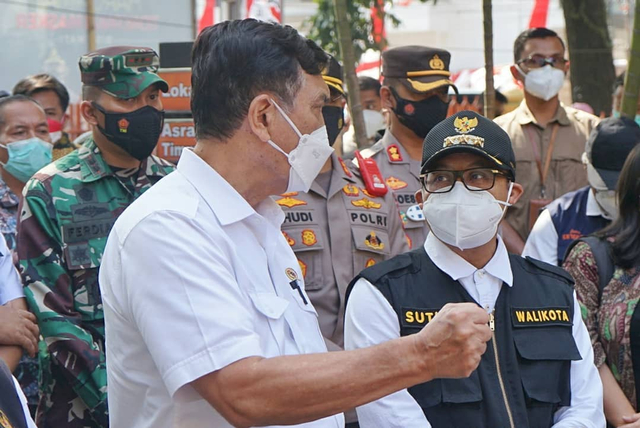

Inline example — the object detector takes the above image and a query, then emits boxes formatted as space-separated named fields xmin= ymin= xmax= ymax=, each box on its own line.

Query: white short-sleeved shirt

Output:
xmin=99 ymin=148 xmax=344 ymax=428
xmin=0 ymin=235 xmax=23 ymax=305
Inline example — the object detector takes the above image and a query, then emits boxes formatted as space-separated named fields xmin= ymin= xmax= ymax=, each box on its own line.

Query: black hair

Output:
xmin=596 ymin=144 xmax=640 ymax=268
xmin=191 ymin=19 xmax=328 ymax=140
xmin=0 ymin=94 xmax=41 ymax=129
xmin=513 ymin=27 xmax=565 ymax=62
xmin=12 ymin=73 xmax=70 ymax=112
xmin=359 ymin=76 xmax=381 ymax=94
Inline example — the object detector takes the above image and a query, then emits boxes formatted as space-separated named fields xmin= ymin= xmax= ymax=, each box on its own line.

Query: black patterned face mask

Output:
xmin=390 ymin=87 xmax=449 ymax=139
xmin=322 ymin=106 xmax=345 ymax=146
xmin=93 ymin=102 xmax=165 ymax=160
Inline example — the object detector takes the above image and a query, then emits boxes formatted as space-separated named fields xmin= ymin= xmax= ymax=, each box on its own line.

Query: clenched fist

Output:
xmin=415 ymin=302 xmax=492 ymax=379
xmin=0 ymin=303 xmax=39 ymax=357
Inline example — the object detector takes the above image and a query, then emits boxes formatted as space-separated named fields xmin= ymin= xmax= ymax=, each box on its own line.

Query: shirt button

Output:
xmin=477 ymin=270 xmax=485 ymax=278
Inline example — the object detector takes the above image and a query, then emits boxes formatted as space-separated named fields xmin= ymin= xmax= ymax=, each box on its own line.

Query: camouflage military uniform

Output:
xmin=53 ymin=131 xmax=79 ymax=161
xmin=278 ymin=153 xmax=408 ymax=349
xmin=18 ymin=137 xmax=173 ymax=428
xmin=361 ymin=131 xmax=428 ymax=249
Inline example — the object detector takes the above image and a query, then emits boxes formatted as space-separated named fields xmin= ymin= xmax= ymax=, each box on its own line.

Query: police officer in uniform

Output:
xmin=278 ymin=55 xmax=409 ymax=357
xmin=345 ymin=110 xmax=604 ymax=428
xmin=361 ymin=46 xmax=456 ymax=248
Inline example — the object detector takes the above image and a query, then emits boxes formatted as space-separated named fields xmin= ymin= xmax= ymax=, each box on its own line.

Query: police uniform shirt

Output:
xmin=99 ymin=148 xmax=344 ymax=428
xmin=0 ymin=235 xmax=22 ymax=305
xmin=344 ymin=233 xmax=604 ymax=428
xmin=523 ymin=190 xmax=607 ymax=266
xmin=361 ymin=130 xmax=427 ymax=248
xmin=277 ymin=153 xmax=409 ymax=350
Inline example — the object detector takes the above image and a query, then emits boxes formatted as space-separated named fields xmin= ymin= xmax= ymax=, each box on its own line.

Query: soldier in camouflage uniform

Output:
xmin=17 ymin=46 xmax=174 ymax=428
xmin=361 ymin=46 xmax=457 ymax=249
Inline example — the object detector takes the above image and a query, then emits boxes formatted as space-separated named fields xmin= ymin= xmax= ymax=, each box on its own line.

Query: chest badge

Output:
xmin=282 ymin=231 xmax=295 ymax=246
xmin=406 ymin=205 xmax=425 ymax=222
xmin=352 ymin=198 xmax=382 ymax=210
xmin=298 ymin=259 xmax=307 ymax=278
xmin=385 ymin=176 xmax=408 ymax=190
xmin=301 ymin=229 xmax=318 ymax=246
xmin=387 ymin=144 xmax=403 ymax=162
xmin=365 ymin=258 xmax=376 ymax=268
xmin=285 ymin=267 xmax=298 ymax=281
xmin=342 ymin=184 xmax=360 ymax=197
xmin=276 ymin=195 xmax=307 ymax=208
xmin=365 ymin=231 xmax=385 ymax=250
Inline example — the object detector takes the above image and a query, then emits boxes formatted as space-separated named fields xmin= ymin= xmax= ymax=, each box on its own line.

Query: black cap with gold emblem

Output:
xmin=382 ymin=46 xmax=457 ymax=94
xmin=322 ymin=55 xmax=345 ymax=97
xmin=421 ymin=110 xmax=516 ymax=180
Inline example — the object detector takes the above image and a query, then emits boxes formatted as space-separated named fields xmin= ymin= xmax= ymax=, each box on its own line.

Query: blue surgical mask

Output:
xmin=0 ymin=137 xmax=53 ymax=182
xmin=612 ymin=109 xmax=640 ymax=127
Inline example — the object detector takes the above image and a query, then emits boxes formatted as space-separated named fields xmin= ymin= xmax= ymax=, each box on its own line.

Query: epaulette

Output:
xmin=520 ymin=255 xmax=574 ymax=284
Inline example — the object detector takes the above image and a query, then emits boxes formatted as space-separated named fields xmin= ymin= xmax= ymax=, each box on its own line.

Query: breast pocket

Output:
xmin=249 ymin=292 xmax=290 ymax=355
xmin=513 ymin=324 xmax=581 ymax=420
xmin=351 ymin=226 xmax=389 ymax=272
xmin=285 ymin=226 xmax=325 ymax=291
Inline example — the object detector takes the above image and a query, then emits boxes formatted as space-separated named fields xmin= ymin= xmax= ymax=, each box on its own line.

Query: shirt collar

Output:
xmin=586 ymin=188 xmax=606 ymax=217
xmin=177 ymin=148 xmax=284 ymax=227
xmin=424 ymin=232 xmax=513 ymax=286
xmin=515 ymin=100 xmax=571 ymax=127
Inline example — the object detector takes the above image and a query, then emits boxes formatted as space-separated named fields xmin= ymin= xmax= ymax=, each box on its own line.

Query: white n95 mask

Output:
xmin=423 ymin=182 xmax=513 ymax=250
xmin=517 ymin=64 xmax=565 ymax=102
xmin=268 ymin=99 xmax=334 ymax=193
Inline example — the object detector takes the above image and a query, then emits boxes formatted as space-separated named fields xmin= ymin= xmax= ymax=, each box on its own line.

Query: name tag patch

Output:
xmin=62 ymin=219 xmax=116 ymax=243
xmin=511 ymin=307 xmax=571 ymax=327
xmin=401 ymin=307 xmax=440 ymax=328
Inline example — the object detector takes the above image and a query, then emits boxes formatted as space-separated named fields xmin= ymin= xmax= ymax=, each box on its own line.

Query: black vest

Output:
xmin=348 ymin=248 xmax=582 ymax=428
xmin=0 ymin=359 xmax=28 ymax=428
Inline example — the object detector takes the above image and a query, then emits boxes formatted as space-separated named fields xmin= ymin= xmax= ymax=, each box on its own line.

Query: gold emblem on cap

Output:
xmin=454 ymin=116 xmax=478 ymax=134
xmin=444 ymin=116 xmax=484 ymax=148
xmin=429 ymin=54 xmax=445 ymax=71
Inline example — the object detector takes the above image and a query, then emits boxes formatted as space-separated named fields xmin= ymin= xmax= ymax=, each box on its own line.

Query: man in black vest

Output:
xmin=344 ymin=110 xmax=604 ymax=428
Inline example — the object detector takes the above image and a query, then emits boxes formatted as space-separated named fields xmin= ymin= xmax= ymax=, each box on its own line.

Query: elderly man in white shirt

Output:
xmin=99 ymin=20 xmax=494 ymax=428
xmin=345 ymin=110 xmax=605 ymax=428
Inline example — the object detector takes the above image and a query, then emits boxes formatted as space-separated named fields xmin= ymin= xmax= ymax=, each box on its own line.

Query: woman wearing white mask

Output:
xmin=345 ymin=110 xmax=605 ymax=428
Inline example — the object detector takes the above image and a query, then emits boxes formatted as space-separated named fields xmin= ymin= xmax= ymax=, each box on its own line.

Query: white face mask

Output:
xmin=517 ymin=64 xmax=565 ymax=102
xmin=423 ymin=182 xmax=513 ymax=250
xmin=267 ymin=100 xmax=333 ymax=193
xmin=585 ymin=161 xmax=618 ymax=220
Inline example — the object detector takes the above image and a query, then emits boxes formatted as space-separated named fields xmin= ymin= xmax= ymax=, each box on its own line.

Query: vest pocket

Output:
xmin=409 ymin=371 xmax=483 ymax=410
xmin=512 ymin=327 xmax=580 ymax=407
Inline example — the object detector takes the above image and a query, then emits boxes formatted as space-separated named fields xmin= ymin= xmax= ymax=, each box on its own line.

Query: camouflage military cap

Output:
xmin=79 ymin=46 xmax=169 ymax=99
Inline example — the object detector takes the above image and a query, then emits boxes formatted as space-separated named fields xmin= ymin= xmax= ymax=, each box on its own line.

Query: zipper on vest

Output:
xmin=489 ymin=311 xmax=515 ymax=428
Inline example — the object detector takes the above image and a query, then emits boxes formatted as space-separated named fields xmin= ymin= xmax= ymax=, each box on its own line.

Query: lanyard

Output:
xmin=525 ymin=123 xmax=559 ymax=199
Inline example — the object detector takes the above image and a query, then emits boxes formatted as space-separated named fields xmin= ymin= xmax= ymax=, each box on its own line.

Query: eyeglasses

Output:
xmin=517 ymin=54 xmax=567 ymax=70
xmin=420 ymin=168 xmax=508 ymax=193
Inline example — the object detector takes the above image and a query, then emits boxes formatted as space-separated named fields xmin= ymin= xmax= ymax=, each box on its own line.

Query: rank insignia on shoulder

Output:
xmin=387 ymin=144 xmax=403 ymax=162
xmin=385 ymin=176 xmax=408 ymax=190
xmin=298 ymin=259 xmax=307 ymax=278
xmin=365 ymin=258 xmax=376 ymax=268
xmin=406 ymin=205 xmax=425 ymax=222
xmin=339 ymin=157 xmax=353 ymax=177
xmin=276 ymin=196 xmax=307 ymax=208
xmin=285 ymin=267 xmax=298 ymax=281
xmin=511 ymin=307 xmax=572 ymax=328
xmin=342 ymin=184 xmax=360 ymax=197
xmin=402 ymin=307 xmax=440 ymax=328
xmin=282 ymin=231 xmax=295 ymax=246
xmin=352 ymin=198 xmax=382 ymax=210
xmin=301 ymin=229 xmax=318 ymax=246
xmin=365 ymin=231 xmax=385 ymax=250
